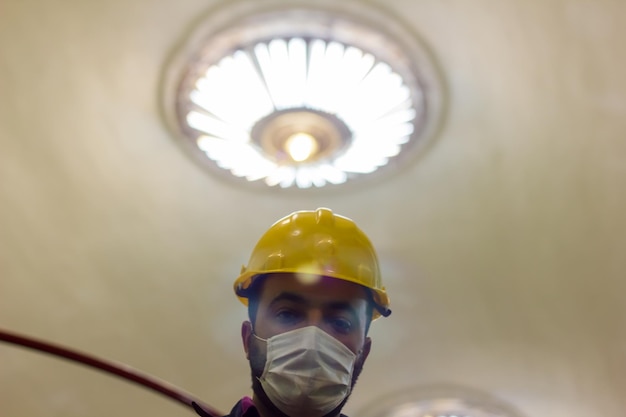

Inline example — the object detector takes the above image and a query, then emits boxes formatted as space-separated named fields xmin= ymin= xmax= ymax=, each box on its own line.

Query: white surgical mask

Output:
xmin=254 ymin=326 xmax=357 ymax=417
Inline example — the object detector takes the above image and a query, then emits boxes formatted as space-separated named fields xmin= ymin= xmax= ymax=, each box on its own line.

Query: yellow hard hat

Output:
xmin=234 ymin=208 xmax=391 ymax=319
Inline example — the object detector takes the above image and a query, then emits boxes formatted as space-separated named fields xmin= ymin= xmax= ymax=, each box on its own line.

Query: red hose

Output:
xmin=0 ymin=328 xmax=222 ymax=417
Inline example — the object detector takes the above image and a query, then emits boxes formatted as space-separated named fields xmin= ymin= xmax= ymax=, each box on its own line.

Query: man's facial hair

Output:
xmin=247 ymin=335 xmax=366 ymax=417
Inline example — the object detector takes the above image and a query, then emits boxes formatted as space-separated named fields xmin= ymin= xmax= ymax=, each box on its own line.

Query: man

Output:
xmin=195 ymin=208 xmax=391 ymax=417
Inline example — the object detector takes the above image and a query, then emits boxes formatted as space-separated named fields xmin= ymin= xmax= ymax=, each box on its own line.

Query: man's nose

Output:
xmin=305 ymin=309 xmax=324 ymax=328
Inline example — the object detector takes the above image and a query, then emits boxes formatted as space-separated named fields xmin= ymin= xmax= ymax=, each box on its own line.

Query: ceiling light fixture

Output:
xmin=163 ymin=0 xmax=443 ymax=190
xmin=355 ymin=386 xmax=524 ymax=417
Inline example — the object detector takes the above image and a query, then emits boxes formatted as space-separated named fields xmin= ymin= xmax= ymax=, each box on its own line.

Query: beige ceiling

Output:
xmin=1 ymin=0 xmax=625 ymax=416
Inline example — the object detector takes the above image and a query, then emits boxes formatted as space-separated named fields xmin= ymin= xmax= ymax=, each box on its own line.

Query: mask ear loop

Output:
xmin=252 ymin=332 xmax=268 ymax=343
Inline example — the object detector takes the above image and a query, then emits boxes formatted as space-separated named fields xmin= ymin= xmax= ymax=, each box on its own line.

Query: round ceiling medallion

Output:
xmin=162 ymin=0 xmax=443 ymax=190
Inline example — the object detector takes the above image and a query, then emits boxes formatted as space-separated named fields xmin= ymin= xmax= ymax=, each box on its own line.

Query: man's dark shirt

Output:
xmin=221 ymin=397 xmax=259 ymax=417
xmin=193 ymin=397 xmax=258 ymax=417
xmin=193 ymin=397 xmax=348 ymax=417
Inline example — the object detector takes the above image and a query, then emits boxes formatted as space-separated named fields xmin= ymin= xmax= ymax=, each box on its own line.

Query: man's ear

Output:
xmin=241 ymin=320 xmax=253 ymax=359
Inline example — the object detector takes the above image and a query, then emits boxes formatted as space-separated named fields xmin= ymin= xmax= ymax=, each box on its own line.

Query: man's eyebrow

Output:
xmin=327 ymin=301 xmax=360 ymax=321
xmin=269 ymin=293 xmax=359 ymax=314
xmin=268 ymin=292 xmax=308 ymax=307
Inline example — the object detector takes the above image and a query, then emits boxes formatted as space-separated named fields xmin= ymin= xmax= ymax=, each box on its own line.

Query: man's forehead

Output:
xmin=259 ymin=274 xmax=369 ymax=305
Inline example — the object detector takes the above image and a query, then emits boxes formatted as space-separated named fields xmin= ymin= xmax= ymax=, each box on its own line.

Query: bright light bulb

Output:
xmin=285 ymin=132 xmax=318 ymax=162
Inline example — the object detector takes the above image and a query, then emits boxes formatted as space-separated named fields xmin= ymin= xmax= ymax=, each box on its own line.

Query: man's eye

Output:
xmin=329 ymin=317 xmax=352 ymax=333
xmin=275 ymin=310 xmax=300 ymax=323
